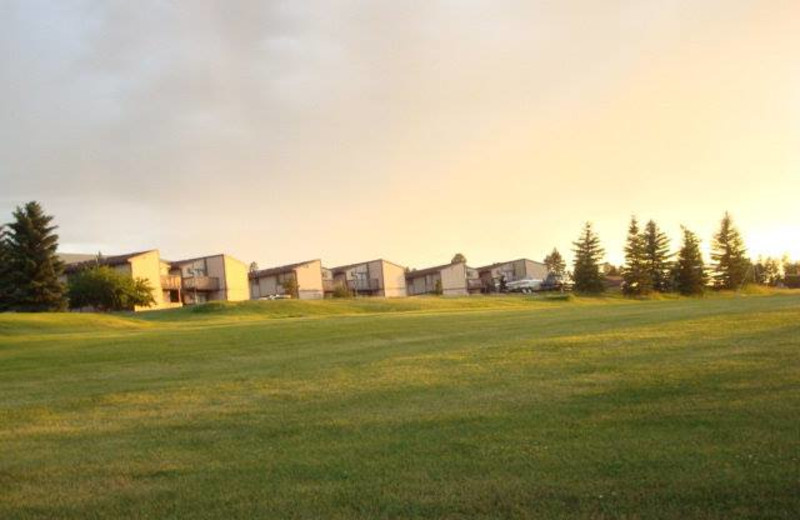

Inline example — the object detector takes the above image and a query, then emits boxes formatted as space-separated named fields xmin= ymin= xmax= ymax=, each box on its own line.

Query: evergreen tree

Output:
xmin=572 ymin=222 xmax=606 ymax=293
xmin=0 ymin=225 xmax=11 ymax=311
xmin=621 ymin=217 xmax=652 ymax=296
xmin=711 ymin=212 xmax=750 ymax=289
xmin=451 ymin=253 xmax=467 ymax=264
xmin=543 ymin=248 xmax=566 ymax=276
xmin=3 ymin=202 xmax=67 ymax=311
xmin=642 ymin=219 xmax=671 ymax=291
xmin=674 ymin=226 xmax=707 ymax=295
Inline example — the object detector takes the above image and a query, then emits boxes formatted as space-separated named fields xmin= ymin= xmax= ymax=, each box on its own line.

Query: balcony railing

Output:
xmin=324 ymin=278 xmax=381 ymax=292
xmin=467 ymin=278 xmax=483 ymax=290
xmin=182 ymin=276 xmax=220 ymax=291
xmin=348 ymin=278 xmax=380 ymax=291
xmin=160 ymin=275 xmax=182 ymax=290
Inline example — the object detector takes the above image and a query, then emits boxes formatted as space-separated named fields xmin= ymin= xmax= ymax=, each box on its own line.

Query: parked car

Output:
xmin=506 ymin=278 xmax=544 ymax=293
xmin=540 ymin=273 xmax=573 ymax=292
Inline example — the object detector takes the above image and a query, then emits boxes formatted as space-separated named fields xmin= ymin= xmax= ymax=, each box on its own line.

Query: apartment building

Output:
xmin=328 ymin=259 xmax=407 ymax=297
xmin=169 ymin=254 xmax=249 ymax=304
xmin=406 ymin=261 xmax=482 ymax=296
xmin=477 ymin=258 xmax=549 ymax=291
xmin=249 ymin=259 xmax=325 ymax=300
xmin=62 ymin=250 xmax=182 ymax=311
xmin=62 ymin=250 xmax=249 ymax=310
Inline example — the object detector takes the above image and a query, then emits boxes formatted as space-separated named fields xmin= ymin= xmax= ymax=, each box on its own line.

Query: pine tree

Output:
xmin=572 ymin=222 xmax=605 ymax=294
xmin=674 ymin=226 xmax=707 ymax=295
xmin=543 ymin=248 xmax=566 ymax=276
xmin=711 ymin=212 xmax=750 ymax=289
xmin=622 ymin=217 xmax=651 ymax=296
xmin=642 ymin=219 xmax=671 ymax=292
xmin=3 ymin=202 xmax=67 ymax=311
xmin=0 ymin=225 xmax=11 ymax=311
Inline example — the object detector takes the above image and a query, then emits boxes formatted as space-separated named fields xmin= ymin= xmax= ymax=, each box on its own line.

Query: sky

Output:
xmin=1 ymin=0 xmax=798 ymax=269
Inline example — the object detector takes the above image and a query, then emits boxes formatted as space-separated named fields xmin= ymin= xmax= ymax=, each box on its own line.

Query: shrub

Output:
xmin=68 ymin=266 xmax=155 ymax=311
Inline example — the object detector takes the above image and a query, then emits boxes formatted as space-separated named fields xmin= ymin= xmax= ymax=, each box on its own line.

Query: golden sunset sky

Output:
xmin=1 ymin=1 xmax=798 ymax=268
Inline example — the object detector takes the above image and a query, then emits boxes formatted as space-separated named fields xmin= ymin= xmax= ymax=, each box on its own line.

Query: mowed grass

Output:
xmin=1 ymin=293 xmax=799 ymax=519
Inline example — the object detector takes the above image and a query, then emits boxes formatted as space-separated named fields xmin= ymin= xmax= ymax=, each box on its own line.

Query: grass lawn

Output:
xmin=1 ymin=293 xmax=799 ymax=518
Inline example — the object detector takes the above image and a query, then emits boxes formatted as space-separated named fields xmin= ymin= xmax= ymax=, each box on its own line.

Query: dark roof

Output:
xmin=59 ymin=253 xmax=98 ymax=265
xmin=62 ymin=250 xmax=157 ymax=273
xmin=249 ymin=259 xmax=320 ymax=279
xmin=405 ymin=262 xmax=465 ymax=279
xmin=476 ymin=258 xmax=546 ymax=272
xmin=169 ymin=253 xmax=224 ymax=267
xmin=330 ymin=258 xmax=406 ymax=273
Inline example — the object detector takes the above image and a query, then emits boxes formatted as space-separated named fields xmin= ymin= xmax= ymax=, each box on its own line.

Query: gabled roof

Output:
xmin=249 ymin=259 xmax=320 ymax=279
xmin=59 ymin=253 xmax=98 ymax=265
xmin=476 ymin=258 xmax=546 ymax=272
xmin=330 ymin=258 xmax=406 ymax=273
xmin=63 ymin=250 xmax=158 ymax=273
xmin=170 ymin=253 xmax=248 ymax=269
xmin=405 ymin=261 xmax=465 ymax=279
xmin=169 ymin=253 xmax=224 ymax=267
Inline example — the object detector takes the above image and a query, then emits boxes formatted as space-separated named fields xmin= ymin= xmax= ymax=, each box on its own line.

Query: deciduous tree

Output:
xmin=543 ymin=248 xmax=566 ymax=276
xmin=68 ymin=266 xmax=155 ymax=311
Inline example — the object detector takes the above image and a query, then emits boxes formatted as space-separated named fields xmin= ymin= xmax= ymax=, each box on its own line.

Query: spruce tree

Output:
xmin=622 ymin=217 xmax=651 ymax=296
xmin=543 ymin=248 xmax=566 ymax=276
xmin=572 ymin=222 xmax=605 ymax=294
xmin=4 ymin=202 xmax=67 ymax=311
xmin=642 ymin=219 xmax=671 ymax=292
xmin=711 ymin=212 xmax=750 ymax=289
xmin=674 ymin=226 xmax=707 ymax=295
xmin=0 ymin=225 xmax=11 ymax=311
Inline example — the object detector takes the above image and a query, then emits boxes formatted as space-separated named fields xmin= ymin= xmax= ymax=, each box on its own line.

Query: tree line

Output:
xmin=559 ymin=212 xmax=800 ymax=296
xmin=1 ymin=201 xmax=798 ymax=312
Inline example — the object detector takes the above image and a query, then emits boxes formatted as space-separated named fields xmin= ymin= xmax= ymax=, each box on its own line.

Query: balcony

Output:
xmin=349 ymin=278 xmax=380 ymax=291
xmin=182 ymin=276 xmax=220 ymax=291
xmin=467 ymin=278 xmax=483 ymax=290
xmin=160 ymin=275 xmax=182 ymax=290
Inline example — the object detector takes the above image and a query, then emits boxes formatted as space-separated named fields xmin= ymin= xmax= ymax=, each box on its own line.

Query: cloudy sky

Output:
xmin=2 ymin=0 xmax=798 ymax=268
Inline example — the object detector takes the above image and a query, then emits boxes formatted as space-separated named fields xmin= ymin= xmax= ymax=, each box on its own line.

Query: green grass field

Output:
xmin=1 ymin=293 xmax=799 ymax=519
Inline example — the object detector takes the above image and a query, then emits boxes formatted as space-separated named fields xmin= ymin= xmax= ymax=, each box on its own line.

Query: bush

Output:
xmin=68 ymin=266 xmax=156 ymax=311
xmin=332 ymin=283 xmax=353 ymax=298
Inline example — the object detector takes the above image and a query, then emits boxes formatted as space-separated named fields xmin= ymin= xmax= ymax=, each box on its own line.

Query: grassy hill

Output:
xmin=1 ymin=293 xmax=799 ymax=518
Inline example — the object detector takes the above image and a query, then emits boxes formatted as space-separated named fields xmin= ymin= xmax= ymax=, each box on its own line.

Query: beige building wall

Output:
xmin=222 ymin=256 xmax=249 ymax=301
xmin=293 ymin=260 xmax=324 ymax=300
xmin=380 ymin=260 xmax=407 ymax=298
xmin=521 ymin=259 xmax=549 ymax=280
xmin=439 ymin=263 xmax=468 ymax=296
xmin=124 ymin=251 xmax=169 ymax=311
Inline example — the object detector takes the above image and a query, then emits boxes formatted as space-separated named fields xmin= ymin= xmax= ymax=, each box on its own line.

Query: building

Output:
xmin=477 ymin=258 xmax=549 ymax=291
xmin=328 ymin=259 xmax=407 ymax=297
xmin=62 ymin=250 xmax=249 ymax=310
xmin=249 ymin=259 xmax=325 ymax=300
xmin=405 ymin=261 xmax=482 ymax=296
xmin=169 ymin=254 xmax=249 ymax=305
xmin=62 ymin=250 xmax=182 ymax=311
